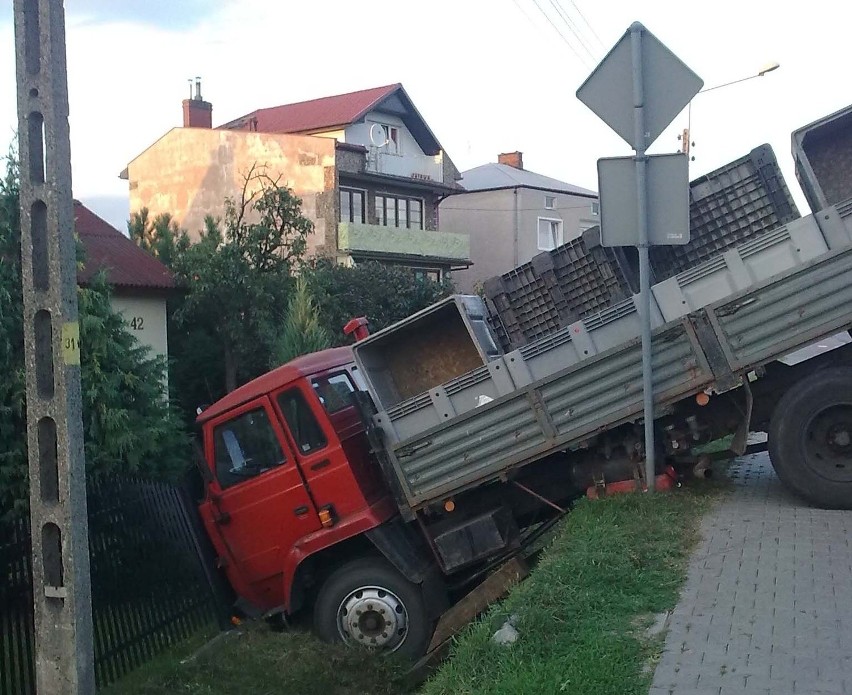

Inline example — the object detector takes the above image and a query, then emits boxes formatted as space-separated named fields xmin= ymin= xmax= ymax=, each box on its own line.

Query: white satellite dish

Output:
xmin=369 ymin=123 xmax=389 ymax=148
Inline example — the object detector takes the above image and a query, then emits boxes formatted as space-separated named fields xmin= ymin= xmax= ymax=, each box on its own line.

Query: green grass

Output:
xmin=421 ymin=482 xmax=723 ymax=695
xmin=99 ymin=622 xmax=411 ymax=695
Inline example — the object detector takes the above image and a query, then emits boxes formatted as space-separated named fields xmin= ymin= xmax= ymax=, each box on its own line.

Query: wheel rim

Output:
xmin=336 ymin=585 xmax=408 ymax=651
xmin=803 ymin=404 xmax=852 ymax=483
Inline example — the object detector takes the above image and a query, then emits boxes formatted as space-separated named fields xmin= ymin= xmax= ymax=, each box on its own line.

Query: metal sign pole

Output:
xmin=13 ymin=1 xmax=95 ymax=692
xmin=629 ymin=22 xmax=656 ymax=491
xmin=578 ymin=22 xmax=700 ymax=494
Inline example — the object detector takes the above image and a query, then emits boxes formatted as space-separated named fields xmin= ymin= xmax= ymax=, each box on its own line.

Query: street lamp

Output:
xmin=699 ymin=61 xmax=780 ymax=93
xmin=680 ymin=62 xmax=781 ymax=156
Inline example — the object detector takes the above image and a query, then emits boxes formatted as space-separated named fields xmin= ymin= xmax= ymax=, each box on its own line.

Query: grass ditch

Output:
xmin=101 ymin=479 xmax=724 ymax=695
xmin=421 ymin=481 xmax=723 ymax=695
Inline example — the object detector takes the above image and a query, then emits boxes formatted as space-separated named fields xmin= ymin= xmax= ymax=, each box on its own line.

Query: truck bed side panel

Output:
xmin=708 ymin=245 xmax=852 ymax=370
xmin=391 ymin=321 xmax=714 ymax=509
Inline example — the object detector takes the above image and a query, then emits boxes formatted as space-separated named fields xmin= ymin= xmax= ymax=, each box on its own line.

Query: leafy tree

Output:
xmin=271 ymin=275 xmax=332 ymax=367
xmin=305 ymin=259 xmax=454 ymax=345
xmin=77 ymin=273 xmax=187 ymax=478
xmin=0 ymin=152 xmax=187 ymax=517
xmin=0 ymin=149 xmax=26 ymax=515
xmin=127 ymin=208 xmax=182 ymax=268
xmin=128 ymin=168 xmax=314 ymax=416
xmin=128 ymin=209 xmax=220 ymax=423
xmin=127 ymin=169 xmax=452 ymax=417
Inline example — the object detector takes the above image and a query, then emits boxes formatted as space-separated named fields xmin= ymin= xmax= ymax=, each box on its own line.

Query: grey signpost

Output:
xmin=13 ymin=0 xmax=96 ymax=692
xmin=577 ymin=22 xmax=702 ymax=491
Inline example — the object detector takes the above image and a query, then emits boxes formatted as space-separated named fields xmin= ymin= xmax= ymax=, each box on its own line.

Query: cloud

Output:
xmin=0 ymin=0 xmax=228 ymax=30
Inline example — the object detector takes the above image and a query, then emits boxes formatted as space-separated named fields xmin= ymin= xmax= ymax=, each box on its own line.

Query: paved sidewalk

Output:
xmin=650 ymin=453 xmax=852 ymax=695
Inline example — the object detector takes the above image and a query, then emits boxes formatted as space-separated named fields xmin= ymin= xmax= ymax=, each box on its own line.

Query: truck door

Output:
xmin=274 ymin=379 xmax=382 ymax=520
xmin=205 ymin=396 xmax=322 ymax=608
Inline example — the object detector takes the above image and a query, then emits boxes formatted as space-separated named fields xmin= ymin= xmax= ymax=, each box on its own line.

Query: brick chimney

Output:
xmin=498 ymin=151 xmax=523 ymax=170
xmin=182 ymin=77 xmax=212 ymax=128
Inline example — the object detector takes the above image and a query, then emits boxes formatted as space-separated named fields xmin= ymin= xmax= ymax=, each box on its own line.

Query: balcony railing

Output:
xmin=338 ymin=222 xmax=470 ymax=263
xmin=366 ymin=151 xmax=444 ymax=181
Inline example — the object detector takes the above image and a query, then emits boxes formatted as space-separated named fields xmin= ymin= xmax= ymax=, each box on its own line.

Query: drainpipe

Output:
xmin=513 ymin=187 xmax=520 ymax=267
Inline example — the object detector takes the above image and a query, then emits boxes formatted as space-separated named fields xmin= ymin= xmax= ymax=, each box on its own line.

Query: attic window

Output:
xmin=382 ymin=125 xmax=400 ymax=155
xmin=544 ymin=195 xmax=556 ymax=210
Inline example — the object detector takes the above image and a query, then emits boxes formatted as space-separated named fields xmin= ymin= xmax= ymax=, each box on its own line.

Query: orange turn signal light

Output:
xmin=319 ymin=507 xmax=334 ymax=528
xmin=696 ymin=392 xmax=710 ymax=406
xmin=444 ymin=499 xmax=455 ymax=512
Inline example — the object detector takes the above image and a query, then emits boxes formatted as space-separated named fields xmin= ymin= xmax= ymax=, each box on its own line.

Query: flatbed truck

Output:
xmin=191 ymin=117 xmax=852 ymax=657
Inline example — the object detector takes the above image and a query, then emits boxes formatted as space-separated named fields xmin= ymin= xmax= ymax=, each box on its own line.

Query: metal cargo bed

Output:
xmin=366 ymin=204 xmax=852 ymax=518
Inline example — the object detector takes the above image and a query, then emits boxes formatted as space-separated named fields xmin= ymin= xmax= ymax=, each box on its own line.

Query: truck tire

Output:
xmin=768 ymin=368 xmax=852 ymax=509
xmin=313 ymin=557 xmax=432 ymax=659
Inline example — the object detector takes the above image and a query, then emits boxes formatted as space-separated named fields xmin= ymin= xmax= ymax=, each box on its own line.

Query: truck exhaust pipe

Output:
xmin=343 ymin=316 xmax=370 ymax=341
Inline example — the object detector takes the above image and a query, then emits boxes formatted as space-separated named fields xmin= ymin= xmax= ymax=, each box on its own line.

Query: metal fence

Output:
xmin=0 ymin=475 xmax=228 ymax=694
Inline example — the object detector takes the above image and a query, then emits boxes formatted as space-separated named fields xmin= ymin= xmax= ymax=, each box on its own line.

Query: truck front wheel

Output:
xmin=768 ymin=367 xmax=852 ymax=509
xmin=313 ymin=557 xmax=431 ymax=659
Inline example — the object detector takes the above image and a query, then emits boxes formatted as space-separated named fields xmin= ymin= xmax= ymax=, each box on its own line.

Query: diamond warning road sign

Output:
xmin=576 ymin=23 xmax=702 ymax=149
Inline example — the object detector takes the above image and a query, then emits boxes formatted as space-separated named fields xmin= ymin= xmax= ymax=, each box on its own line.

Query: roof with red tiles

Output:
xmin=220 ymin=83 xmax=401 ymax=134
xmin=74 ymin=201 xmax=176 ymax=291
xmin=218 ymin=83 xmax=444 ymax=156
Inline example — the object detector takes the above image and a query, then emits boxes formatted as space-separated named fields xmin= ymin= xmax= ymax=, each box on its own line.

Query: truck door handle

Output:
xmin=310 ymin=459 xmax=331 ymax=471
xmin=294 ymin=506 xmax=309 ymax=517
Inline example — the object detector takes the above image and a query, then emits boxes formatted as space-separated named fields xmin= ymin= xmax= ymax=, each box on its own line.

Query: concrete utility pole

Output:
xmin=13 ymin=1 xmax=95 ymax=693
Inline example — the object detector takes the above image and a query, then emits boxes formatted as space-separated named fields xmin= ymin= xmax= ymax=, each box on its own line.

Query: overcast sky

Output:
xmin=0 ymin=0 xmax=849 ymax=231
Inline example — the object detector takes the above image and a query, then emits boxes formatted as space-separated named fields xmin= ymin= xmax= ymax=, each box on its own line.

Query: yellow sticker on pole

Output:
xmin=62 ymin=322 xmax=81 ymax=365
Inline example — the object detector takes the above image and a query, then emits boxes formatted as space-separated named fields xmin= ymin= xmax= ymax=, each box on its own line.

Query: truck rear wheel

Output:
xmin=313 ymin=557 xmax=431 ymax=659
xmin=768 ymin=367 xmax=852 ymax=509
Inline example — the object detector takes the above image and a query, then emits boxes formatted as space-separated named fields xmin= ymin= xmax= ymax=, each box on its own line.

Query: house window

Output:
xmin=537 ymin=218 xmax=563 ymax=251
xmin=591 ymin=201 xmax=600 ymax=216
xmin=410 ymin=199 xmax=422 ymax=229
xmin=340 ymin=188 xmax=365 ymax=224
xmin=376 ymin=194 xmax=424 ymax=230
xmin=412 ymin=268 xmax=442 ymax=283
xmin=544 ymin=195 xmax=557 ymax=210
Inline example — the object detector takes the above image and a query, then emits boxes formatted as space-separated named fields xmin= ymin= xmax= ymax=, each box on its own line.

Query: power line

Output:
xmin=547 ymin=0 xmax=597 ymax=62
xmin=527 ymin=0 xmax=593 ymax=68
xmin=560 ymin=0 xmax=606 ymax=52
xmin=510 ymin=0 xmax=538 ymax=29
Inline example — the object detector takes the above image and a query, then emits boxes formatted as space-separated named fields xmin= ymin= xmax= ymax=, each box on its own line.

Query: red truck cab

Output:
xmin=194 ymin=346 xmax=544 ymax=657
xmin=196 ymin=347 xmax=398 ymax=620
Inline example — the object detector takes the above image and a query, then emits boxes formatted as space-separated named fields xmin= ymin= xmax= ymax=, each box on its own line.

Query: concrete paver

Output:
xmin=650 ymin=453 xmax=852 ymax=695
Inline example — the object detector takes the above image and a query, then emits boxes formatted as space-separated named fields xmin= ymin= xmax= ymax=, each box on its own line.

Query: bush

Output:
xmin=0 ymin=154 xmax=187 ymax=517
xmin=306 ymin=259 xmax=454 ymax=345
